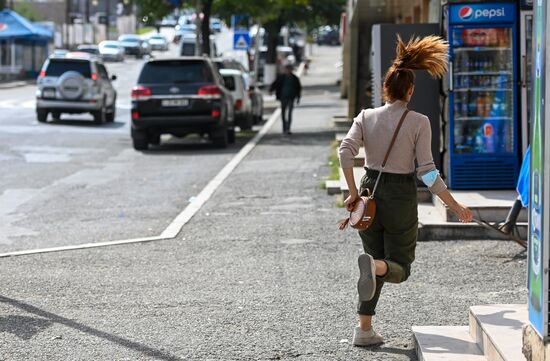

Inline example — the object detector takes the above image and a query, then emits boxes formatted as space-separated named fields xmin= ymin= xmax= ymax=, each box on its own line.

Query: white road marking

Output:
xmin=0 ymin=109 xmax=281 ymax=257
xmin=0 ymin=63 xmax=305 ymax=257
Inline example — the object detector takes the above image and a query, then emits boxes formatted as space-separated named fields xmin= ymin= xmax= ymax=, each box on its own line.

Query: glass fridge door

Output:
xmin=451 ymin=27 xmax=515 ymax=155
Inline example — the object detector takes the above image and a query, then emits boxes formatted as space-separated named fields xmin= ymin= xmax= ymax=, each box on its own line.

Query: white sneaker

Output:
xmin=352 ymin=326 xmax=384 ymax=347
xmin=357 ymin=254 xmax=376 ymax=301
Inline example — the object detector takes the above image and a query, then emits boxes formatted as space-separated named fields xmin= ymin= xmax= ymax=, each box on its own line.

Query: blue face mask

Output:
xmin=421 ymin=170 xmax=439 ymax=188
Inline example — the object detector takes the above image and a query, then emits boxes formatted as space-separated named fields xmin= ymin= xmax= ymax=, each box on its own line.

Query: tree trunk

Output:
xmin=263 ymin=17 xmax=283 ymax=86
xmin=264 ymin=19 xmax=282 ymax=65
xmin=200 ymin=0 xmax=213 ymax=56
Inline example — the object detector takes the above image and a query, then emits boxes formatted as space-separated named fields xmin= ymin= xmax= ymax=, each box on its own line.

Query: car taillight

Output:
xmin=39 ymin=70 xmax=46 ymax=78
xmin=132 ymin=111 xmax=139 ymax=120
xmin=198 ymin=85 xmax=221 ymax=96
xmin=235 ymin=99 xmax=242 ymax=110
xmin=132 ymin=86 xmax=151 ymax=100
xmin=211 ymin=109 xmax=221 ymax=118
xmin=91 ymin=73 xmax=97 ymax=81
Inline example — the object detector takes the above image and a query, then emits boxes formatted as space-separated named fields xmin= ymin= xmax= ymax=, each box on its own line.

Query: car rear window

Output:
xmin=138 ymin=61 xmax=213 ymax=84
xmin=180 ymin=43 xmax=195 ymax=56
xmin=45 ymin=60 xmax=92 ymax=78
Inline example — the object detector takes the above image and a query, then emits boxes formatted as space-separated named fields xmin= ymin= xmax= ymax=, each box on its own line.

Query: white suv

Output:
xmin=36 ymin=53 xmax=117 ymax=123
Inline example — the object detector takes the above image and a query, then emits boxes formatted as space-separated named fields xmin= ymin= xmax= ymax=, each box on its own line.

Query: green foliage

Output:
xmin=135 ymin=0 xmax=173 ymax=25
xmin=14 ymin=2 xmax=39 ymax=22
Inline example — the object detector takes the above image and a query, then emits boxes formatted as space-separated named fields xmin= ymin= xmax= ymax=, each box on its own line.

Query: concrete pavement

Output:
xmin=0 ymin=46 xmax=527 ymax=360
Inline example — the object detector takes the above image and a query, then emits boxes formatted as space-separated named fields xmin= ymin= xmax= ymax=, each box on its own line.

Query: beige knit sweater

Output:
xmin=338 ymin=100 xmax=446 ymax=194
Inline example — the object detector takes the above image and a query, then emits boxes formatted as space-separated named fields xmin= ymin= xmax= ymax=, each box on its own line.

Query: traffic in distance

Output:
xmin=32 ymin=13 xmax=312 ymax=150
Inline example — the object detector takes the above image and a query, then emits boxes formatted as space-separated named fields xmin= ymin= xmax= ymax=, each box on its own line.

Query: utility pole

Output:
xmin=105 ymin=0 xmax=110 ymax=40
xmin=65 ymin=0 xmax=71 ymax=48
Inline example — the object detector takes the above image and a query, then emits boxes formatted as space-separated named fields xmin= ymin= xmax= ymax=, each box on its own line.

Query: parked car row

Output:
xmin=130 ymin=54 xmax=265 ymax=150
xmin=55 ymin=32 xmax=170 ymax=64
xmin=37 ymin=27 xmax=266 ymax=151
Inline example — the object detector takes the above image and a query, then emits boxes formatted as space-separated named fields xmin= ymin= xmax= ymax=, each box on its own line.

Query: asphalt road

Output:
xmin=0 ymin=45 xmax=527 ymax=361
xmin=0 ymin=28 xmax=257 ymax=253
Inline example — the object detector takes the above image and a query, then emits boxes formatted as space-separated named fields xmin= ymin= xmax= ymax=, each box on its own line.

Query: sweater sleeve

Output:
xmin=415 ymin=115 xmax=447 ymax=194
xmin=338 ymin=110 xmax=364 ymax=169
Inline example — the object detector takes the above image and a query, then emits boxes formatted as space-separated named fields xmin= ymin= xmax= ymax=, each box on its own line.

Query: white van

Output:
xmin=220 ymin=68 xmax=253 ymax=131
xmin=179 ymin=33 xmax=217 ymax=57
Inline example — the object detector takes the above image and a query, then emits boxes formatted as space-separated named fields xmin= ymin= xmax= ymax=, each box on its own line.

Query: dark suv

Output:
xmin=131 ymin=58 xmax=235 ymax=150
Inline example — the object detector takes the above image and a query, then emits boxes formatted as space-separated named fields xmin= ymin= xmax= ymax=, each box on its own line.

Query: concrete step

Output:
xmin=418 ymin=203 xmax=527 ymax=242
xmin=337 ymin=169 xmax=438 ymax=205
xmin=332 ymin=115 xmax=352 ymax=131
xmin=413 ymin=325 xmax=487 ymax=361
xmin=335 ymin=132 xmax=347 ymax=145
xmin=469 ymin=304 xmax=527 ymax=361
xmin=338 ymin=167 xmax=363 ymax=197
xmin=325 ymin=180 xmax=341 ymax=195
xmin=354 ymin=147 xmax=365 ymax=167
xmin=434 ymin=190 xmax=527 ymax=223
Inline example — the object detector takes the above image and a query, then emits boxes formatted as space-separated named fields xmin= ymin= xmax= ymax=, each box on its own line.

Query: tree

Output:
xmin=200 ymin=0 xmax=213 ymax=56
xmin=134 ymin=0 xmax=173 ymax=26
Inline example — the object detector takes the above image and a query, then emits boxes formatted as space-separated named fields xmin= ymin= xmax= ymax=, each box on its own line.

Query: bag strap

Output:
xmin=370 ymin=109 xmax=409 ymax=199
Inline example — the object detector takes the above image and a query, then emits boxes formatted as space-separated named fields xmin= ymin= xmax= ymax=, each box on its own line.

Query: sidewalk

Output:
xmin=0 ymin=46 xmax=526 ymax=361
xmin=0 ymin=79 xmax=34 ymax=90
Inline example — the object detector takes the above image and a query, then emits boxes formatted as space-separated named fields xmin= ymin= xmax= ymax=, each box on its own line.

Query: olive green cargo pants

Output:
xmin=357 ymin=169 xmax=418 ymax=316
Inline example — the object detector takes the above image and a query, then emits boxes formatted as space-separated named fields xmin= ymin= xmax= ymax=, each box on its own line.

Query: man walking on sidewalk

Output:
xmin=270 ymin=64 xmax=302 ymax=135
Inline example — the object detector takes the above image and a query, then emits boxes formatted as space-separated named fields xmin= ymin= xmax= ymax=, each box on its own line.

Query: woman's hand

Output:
xmin=452 ymin=202 xmax=473 ymax=223
xmin=344 ymin=192 xmax=359 ymax=211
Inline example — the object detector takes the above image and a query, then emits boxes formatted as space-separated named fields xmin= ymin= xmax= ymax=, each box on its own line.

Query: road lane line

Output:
xmin=0 ymin=109 xmax=281 ymax=258
xmin=0 ymin=63 xmax=305 ymax=258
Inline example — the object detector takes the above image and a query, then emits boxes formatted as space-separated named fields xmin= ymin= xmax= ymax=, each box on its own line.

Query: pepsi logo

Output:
xmin=459 ymin=6 xmax=473 ymax=20
xmin=0 ymin=23 xmax=7 ymax=32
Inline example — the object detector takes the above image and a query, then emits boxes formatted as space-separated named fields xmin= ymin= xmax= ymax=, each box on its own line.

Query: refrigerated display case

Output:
xmin=448 ymin=2 xmax=519 ymax=189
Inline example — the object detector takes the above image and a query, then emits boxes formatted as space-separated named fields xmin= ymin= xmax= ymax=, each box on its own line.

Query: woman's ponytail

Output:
xmin=383 ymin=35 xmax=449 ymax=101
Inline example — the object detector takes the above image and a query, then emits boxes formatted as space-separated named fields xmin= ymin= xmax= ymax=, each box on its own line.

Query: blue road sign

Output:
xmin=233 ymin=31 xmax=250 ymax=50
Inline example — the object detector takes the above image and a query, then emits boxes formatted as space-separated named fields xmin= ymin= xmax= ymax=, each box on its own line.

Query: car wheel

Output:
xmin=106 ymin=100 xmax=116 ymax=123
xmin=239 ymin=114 xmax=253 ymax=131
xmin=93 ymin=107 xmax=106 ymax=124
xmin=37 ymin=109 xmax=48 ymax=123
xmin=212 ymin=128 xmax=228 ymax=148
xmin=227 ymin=128 xmax=236 ymax=144
xmin=132 ymin=137 xmax=149 ymax=150
xmin=149 ymin=133 xmax=161 ymax=146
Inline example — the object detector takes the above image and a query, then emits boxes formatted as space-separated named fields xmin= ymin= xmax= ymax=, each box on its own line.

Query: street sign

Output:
xmin=528 ymin=0 xmax=548 ymax=340
xmin=231 ymin=15 xmax=250 ymax=30
xmin=233 ymin=31 xmax=250 ymax=50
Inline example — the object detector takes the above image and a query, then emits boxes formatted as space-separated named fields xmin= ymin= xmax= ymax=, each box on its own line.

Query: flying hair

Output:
xmin=383 ymin=35 xmax=449 ymax=101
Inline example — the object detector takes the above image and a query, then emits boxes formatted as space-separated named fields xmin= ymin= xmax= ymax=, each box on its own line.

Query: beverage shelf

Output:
xmin=455 ymin=116 xmax=512 ymax=121
xmin=454 ymin=88 xmax=513 ymax=92
xmin=455 ymin=71 xmax=512 ymax=76
xmin=453 ymin=47 xmax=511 ymax=52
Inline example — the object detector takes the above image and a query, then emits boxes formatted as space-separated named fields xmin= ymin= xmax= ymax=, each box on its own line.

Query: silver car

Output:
xmin=36 ymin=53 xmax=117 ymax=123
xmin=98 ymin=41 xmax=125 ymax=62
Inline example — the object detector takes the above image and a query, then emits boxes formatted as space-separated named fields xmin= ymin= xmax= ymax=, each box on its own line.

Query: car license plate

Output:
xmin=161 ymin=99 xmax=189 ymax=107
xmin=43 ymin=89 xmax=55 ymax=98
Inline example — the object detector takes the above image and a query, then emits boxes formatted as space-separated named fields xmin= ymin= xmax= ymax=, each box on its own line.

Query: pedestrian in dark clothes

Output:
xmin=270 ymin=64 xmax=302 ymax=135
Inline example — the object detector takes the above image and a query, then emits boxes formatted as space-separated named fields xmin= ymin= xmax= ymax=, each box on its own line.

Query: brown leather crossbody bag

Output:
xmin=338 ymin=109 xmax=409 ymax=231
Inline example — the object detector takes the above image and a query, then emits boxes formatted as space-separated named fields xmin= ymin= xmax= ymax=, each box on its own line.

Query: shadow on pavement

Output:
xmin=260 ymin=130 xmax=335 ymax=146
xmin=140 ymin=132 xmax=257 ymax=155
xmin=0 ymin=295 xmax=183 ymax=361
xmin=367 ymin=345 xmax=416 ymax=360
xmin=47 ymin=119 xmax=126 ymax=129
xmin=0 ymin=315 xmax=53 ymax=340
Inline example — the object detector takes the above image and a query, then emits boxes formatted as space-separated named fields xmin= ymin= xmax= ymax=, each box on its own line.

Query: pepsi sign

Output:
xmin=449 ymin=3 xmax=515 ymax=24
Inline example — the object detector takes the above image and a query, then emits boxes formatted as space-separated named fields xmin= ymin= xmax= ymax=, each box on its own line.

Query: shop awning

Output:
xmin=0 ymin=9 xmax=52 ymax=41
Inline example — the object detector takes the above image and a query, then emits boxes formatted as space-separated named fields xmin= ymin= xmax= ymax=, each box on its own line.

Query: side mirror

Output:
xmin=111 ymin=75 xmax=117 ymax=81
